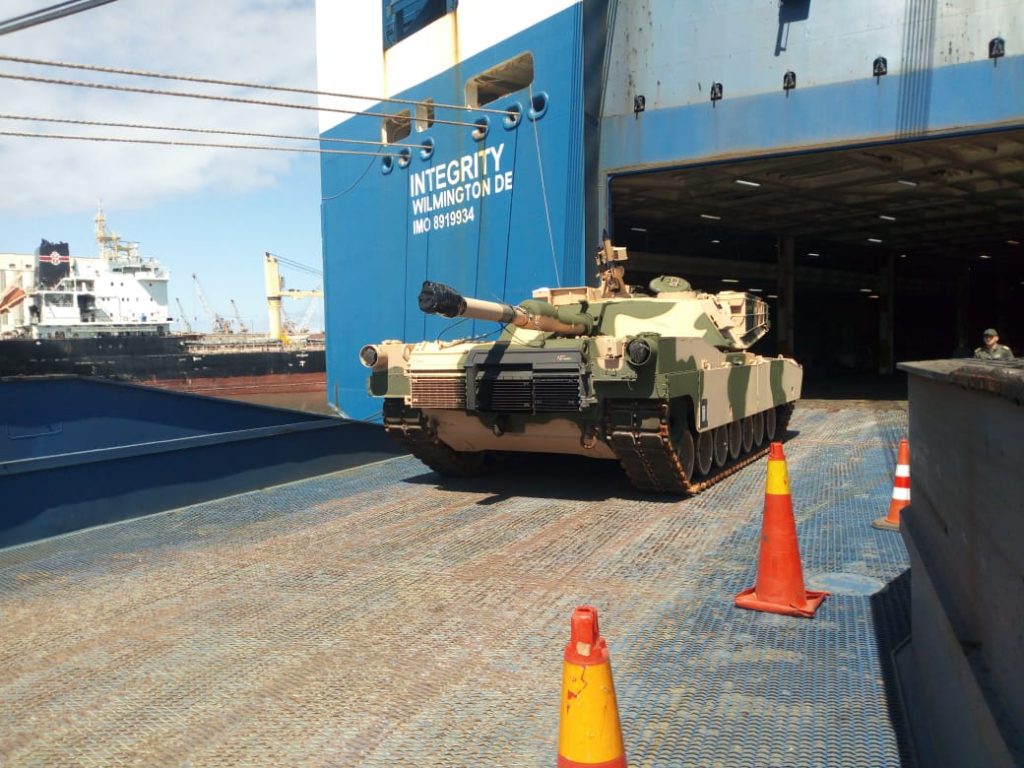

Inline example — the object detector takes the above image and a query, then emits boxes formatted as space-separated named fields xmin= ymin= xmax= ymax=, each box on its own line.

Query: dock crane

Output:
xmin=229 ymin=299 xmax=249 ymax=334
xmin=192 ymin=273 xmax=233 ymax=334
xmin=297 ymin=287 xmax=322 ymax=334
xmin=264 ymin=253 xmax=323 ymax=342
xmin=174 ymin=298 xmax=194 ymax=333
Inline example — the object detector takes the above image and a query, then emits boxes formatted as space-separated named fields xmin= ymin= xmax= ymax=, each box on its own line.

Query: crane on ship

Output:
xmin=174 ymin=297 xmax=194 ymax=333
xmin=264 ymin=253 xmax=323 ymax=343
xmin=296 ymin=288 xmax=322 ymax=334
xmin=229 ymin=299 xmax=249 ymax=334
xmin=192 ymin=274 xmax=234 ymax=334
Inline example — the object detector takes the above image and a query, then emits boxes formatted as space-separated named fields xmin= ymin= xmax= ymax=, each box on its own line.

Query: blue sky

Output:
xmin=0 ymin=0 xmax=324 ymax=332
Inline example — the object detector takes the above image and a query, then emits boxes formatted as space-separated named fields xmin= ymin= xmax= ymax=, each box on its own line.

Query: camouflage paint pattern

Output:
xmin=361 ymin=279 xmax=802 ymax=461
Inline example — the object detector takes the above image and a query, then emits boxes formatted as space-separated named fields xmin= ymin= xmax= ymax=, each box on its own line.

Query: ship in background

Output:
xmin=0 ymin=209 xmax=327 ymax=410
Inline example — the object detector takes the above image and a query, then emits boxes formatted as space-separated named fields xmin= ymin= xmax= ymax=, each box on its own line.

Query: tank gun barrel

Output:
xmin=418 ymin=281 xmax=590 ymax=335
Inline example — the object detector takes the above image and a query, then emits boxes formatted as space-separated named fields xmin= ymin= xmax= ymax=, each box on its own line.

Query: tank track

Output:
xmin=606 ymin=400 xmax=795 ymax=495
xmin=382 ymin=403 xmax=488 ymax=476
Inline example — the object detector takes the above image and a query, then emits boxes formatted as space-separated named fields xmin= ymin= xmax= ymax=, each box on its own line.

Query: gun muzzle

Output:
xmin=418 ymin=281 xmax=467 ymax=318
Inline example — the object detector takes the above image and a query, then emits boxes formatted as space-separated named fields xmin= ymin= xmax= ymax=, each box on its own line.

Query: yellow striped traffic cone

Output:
xmin=557 ymin=606 xmax=627 ymax=768
xmin=735 ymin=442 xmax=828 ymax=618
xmin=873 ymin=438 xmax=910 ymax=531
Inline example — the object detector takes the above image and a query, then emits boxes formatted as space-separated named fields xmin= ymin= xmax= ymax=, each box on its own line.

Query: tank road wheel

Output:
xmin=741 ymin=417 xmax=754 ymax=453
xmin=751 ymin=411 xmax=765 ymax=447
xmin=764 ymin=407 xmax=778 ymax=442
xmin=727 ymin=420 xmax=742 ymax=460
xmin=695 ymin=430 xmax=714 ymax=476
xmin=713 ymin=426 xmax=729 ymax=468
xmin=668 ymin=403 xmax=695 ymax=481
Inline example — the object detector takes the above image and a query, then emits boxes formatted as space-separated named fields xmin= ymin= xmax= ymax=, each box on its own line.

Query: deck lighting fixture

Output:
xmin=735 ymin=179 xmax=761 ymax=188
xmin=899 ymin=253 xmax=908 ymax=258
xmin=897 ymin=179 xmax=918 ymax=187
xmin=989 ymin=37 xmax=1005 ymax=59
xmin=748 ymin=288 xmax=763 ymax=293
xmin=868 ymin=295 xmax=880 ymax=299
xmin=879 ymin=215 xmax=896 ymax=221
xmin=1008 ymin=240 xmax=1020 ymax=245
xmin=979 ymin=254 xmax=992 ymax=260
xmin=710 ymin=82 xmax=723 ymax=102
xmin=629 ymin=227 xmax=648 ymax=233
xmin=721 ymin=278 xmax=739 ymax=284
xmin=873 ymin=57 xmax=888 ymax=77
xmin=867 ymin=238 xmax=883 ymax=244
xmin=767 ymin=294 xmax=778 ymax=299
xmin=783 ymin=71 xmax=796 ymax=91
xmin=860 ymin=288 xmax=873 ymax=293
xmin=807 ymin=252 xmax=820 ymax=257
xmin=711 ymin=239 xmax=721 ymax=244
xmin=700 ymin=213 xmax=721 ymax=221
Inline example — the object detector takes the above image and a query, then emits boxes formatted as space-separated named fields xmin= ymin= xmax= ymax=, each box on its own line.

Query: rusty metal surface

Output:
xmin=0 ymin=404 xmax=910 ymax=767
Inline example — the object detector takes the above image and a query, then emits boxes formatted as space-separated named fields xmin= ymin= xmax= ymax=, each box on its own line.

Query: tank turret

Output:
xmin=360 ymin=242 xmax=802 ymax=494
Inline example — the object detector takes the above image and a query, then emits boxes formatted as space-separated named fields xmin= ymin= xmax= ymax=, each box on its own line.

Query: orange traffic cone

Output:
xmin=873 ymin=438 xmax=910 ymax=531
xmin=557 ymin=606 xmax=627 ymax=768
xmin=735 ymin=442 xmax=828 ymax=619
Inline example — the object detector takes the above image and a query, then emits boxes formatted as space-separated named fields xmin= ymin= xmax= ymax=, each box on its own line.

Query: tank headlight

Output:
xmin=359 ymin=344 xmax=380 ymax=368
xmin=626 ymin=338 xmax=653 ymax=366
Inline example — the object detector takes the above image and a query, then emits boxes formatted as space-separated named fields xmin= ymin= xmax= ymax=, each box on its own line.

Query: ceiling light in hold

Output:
xmin=867 ymin=238 xmax=883 ymax=243
xmin=700 ymin=213 xmax=721 ymax=220
xmin=629 ymin=226 xmax=647 ymax=233
xmin=766 ymin=294 xmax=778 ymax=299
xmin=897 ymin=179 xmax=918 ymax=187
xmin=807 ymin=252 xmax=820 ymax=257
xmin=711 ymin=239 xmax=721 ymax=244
xmin=734 ymin=179 xmax=761 ymax=188
xmin=868 ymin=294 xmax=880 ymax=299
xmin=860 ymin=288 xmax=873 ymax=293
xmin=748 ymin=288 xmax=763 ymax=292
xmin=878 ymin=214 xmax=896 ymax=221
xmin=721 ymin=278 xmax=739 ymax=283
xmin=899 ymin=253 xmax=908 ymax=258
xmin=979 ymin=254 xmax=992 ymax=260
xmin=1008 ymin=240 xmax=1020 ymax=246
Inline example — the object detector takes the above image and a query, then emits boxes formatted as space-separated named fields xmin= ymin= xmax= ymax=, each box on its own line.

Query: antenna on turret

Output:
xmin=596 ymin=230 xmax=629 ymax=298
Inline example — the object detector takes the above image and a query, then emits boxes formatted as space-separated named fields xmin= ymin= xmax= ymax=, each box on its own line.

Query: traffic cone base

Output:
xmin=734 ymin=442 xmax=828 ymax=619
xmin=734 ymin=585 xmax=829 ymax=619
xmin=871 ymin=515 xmax=900 ymax=532
xmin=557 ymin=606 xmax=627 ymax=768
xmin=875 ymin=438 xmax=910 ymax=532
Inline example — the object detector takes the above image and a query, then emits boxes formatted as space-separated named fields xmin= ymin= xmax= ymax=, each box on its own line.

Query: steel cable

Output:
xmin=0 ymin=53 xmax=516 ymax=116
xmin=0 ymin=71 xmax=483 ymax=128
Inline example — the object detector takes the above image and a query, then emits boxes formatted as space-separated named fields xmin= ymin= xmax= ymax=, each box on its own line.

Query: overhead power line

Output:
xmin=0 ymin=71 xmax=483 ymax=128
xmin=0 ymin=53 xmax=514 ymax=116
xmin=0 ymin=130 xmax=405 ymax=157
xmin=0 ymin=0 xmax=119 ymax=36
xmin=0 ymin=113 xmax=429 ymax=150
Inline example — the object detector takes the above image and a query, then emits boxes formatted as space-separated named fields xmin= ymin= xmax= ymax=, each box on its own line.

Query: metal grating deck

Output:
xmin=0 ymin=403 xmax=911 ymax=767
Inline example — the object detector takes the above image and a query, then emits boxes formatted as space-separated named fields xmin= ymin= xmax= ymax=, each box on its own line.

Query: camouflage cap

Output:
xmin=983 ymin=328 xmax=999 ymax=337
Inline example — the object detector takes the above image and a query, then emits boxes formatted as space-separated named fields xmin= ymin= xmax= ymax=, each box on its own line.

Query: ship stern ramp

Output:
xmin=0 ymin=402 xmax=920 ymax=766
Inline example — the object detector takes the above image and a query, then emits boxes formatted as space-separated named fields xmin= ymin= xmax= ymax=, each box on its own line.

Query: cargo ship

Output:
xmin=0 ymin=209 xmax=326 ymax=403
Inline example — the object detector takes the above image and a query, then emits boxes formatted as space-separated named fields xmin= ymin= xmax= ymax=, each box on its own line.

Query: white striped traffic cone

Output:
xmin=873 ymin=438 xmax=910 ymax=531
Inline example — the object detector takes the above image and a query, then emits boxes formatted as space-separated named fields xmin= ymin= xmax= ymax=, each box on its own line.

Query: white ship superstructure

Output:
xmin=0 ymin=209 xmax=170 ymax=340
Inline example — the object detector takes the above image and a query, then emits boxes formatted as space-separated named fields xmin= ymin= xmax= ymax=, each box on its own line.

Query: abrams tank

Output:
xmin=359 ymin=242 xmax=801 ymax=494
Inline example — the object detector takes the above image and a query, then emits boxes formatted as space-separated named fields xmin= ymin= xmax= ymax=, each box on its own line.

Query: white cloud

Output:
xmin=0 ymin=0 xmax=318 ymax=215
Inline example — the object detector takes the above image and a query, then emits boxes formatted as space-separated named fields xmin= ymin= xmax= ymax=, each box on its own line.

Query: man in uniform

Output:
xmin=974 ymin=328 xmax=1014 ymax=360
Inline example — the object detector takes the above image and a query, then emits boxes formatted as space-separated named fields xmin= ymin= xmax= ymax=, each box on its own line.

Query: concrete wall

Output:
xmin=899 ymin=360 xmax=1024 ymax=767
